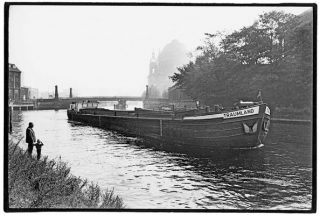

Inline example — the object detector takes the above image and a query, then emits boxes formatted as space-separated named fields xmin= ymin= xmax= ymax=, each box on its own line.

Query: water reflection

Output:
xmin=11 ymin=110 xmax=312 ymax=209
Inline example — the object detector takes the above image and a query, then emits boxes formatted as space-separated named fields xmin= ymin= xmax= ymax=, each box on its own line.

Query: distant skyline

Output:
xmin=9 ymin=5 xmax=310 ymax=97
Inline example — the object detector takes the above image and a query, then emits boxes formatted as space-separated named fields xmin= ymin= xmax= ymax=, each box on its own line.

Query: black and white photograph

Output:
xmin=5 ymin=2 xmax=315 ymax=212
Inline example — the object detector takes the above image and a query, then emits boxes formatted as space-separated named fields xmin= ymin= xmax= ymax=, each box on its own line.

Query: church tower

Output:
xmin=148 ymin=51 xmax=158 ymax=87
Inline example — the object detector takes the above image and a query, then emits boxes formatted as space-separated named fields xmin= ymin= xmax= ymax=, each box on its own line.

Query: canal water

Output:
xmin=11 ymin=107 xmax=313 ymax=210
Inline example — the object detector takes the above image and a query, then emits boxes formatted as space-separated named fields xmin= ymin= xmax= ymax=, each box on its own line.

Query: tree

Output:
xmin=170 ymin=10 xmax=313 ymax=110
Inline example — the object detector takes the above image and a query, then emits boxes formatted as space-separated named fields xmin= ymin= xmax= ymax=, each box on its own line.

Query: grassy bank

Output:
xmin=8 ymin=135 xmax=124 ymax=209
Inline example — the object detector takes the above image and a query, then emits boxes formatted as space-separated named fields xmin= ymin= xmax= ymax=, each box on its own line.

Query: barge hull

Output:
xmin=67 ymin=104 xmax=270 ymax=150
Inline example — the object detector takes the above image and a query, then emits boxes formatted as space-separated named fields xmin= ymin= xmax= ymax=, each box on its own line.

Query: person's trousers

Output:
xmin=27 ymin=143 xmax=33 ymax=155
xmin=37 ymin=149 xmax=41 ymax=160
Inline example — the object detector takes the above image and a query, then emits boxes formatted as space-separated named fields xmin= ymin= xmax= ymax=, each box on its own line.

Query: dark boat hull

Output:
xmin=67 ymin=104 xmax=270 ymax=150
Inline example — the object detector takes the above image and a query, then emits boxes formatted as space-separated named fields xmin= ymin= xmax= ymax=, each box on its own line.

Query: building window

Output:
xmin=15 ymin=74 xmax=20 ymax=88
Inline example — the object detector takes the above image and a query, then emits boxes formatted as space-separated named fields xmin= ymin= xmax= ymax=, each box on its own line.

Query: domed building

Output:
xmin=147 ymin=40 xmax=189 ymax=98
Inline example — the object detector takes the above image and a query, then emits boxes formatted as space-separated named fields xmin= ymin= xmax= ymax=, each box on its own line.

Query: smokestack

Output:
xmin=69 ymin=88 xmax=73 ymax=98
xmin=55 ymin=85 xmax=59 ymax=99
xmin=145 ymin=85 xmax=149 ymax=99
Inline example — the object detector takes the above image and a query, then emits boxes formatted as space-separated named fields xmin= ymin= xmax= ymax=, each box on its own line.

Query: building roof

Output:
xmin=9 ymin=63 xmax=21 ymax=73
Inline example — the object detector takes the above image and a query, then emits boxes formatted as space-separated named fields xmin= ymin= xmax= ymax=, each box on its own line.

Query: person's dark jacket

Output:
xmin=26 ymin=127 xmax=36 ymax=144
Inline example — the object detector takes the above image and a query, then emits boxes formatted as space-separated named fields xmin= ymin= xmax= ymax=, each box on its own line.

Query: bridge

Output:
xmin=35 ymin=96 xmax=143 ymax=110
xmin=35 ymin=96 xmax=169 ymax=110
xmin=21 ymin=86 xmax=191 ymax=110
xmin=60 ymin=96 xmax=143 ymax=102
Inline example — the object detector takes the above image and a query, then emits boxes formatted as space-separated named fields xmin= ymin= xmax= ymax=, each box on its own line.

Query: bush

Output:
xmin=8 ymin=136 xmax=124 ymax=209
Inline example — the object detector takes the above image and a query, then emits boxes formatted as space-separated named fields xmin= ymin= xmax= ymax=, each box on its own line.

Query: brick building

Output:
xmin=20 ymin=87 xmax=29 ymax=101
xmin=8 ymin=63 xmax=21 ymax=102
xmin=21 ymin=87 xmax=39 ymax=101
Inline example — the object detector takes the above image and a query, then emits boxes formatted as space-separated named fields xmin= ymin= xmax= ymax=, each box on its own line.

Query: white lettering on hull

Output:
xmin=184 ymin=106 xmax=260 ymax=120
xmin=223 ymin=106 xmax=259 ymax=119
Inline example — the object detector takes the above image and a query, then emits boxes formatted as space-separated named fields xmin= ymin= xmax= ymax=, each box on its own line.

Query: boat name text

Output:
xmin=223 ymin=107 xmax=259 ymax=119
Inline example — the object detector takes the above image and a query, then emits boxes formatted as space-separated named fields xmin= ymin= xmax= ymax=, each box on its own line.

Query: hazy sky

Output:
xmin=9 ymin=5 xmax=310 ymax=97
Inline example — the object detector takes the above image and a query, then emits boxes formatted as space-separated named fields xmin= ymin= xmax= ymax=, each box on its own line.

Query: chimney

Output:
xmin=145 ymin=85 xmax=149 ymax=99
xmin=69 ymin=88 xmax=73 ymax=98
xmin=55 ymin=85 xmax=59 ymax=99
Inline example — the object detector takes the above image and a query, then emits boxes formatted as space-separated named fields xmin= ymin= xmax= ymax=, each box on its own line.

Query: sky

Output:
xmin=9 ymin=5 xmax=310 ymax=97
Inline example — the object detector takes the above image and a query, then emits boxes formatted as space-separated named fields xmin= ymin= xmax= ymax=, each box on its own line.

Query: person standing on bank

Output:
xmin=26 ymin=122 xmax=36 ymax=156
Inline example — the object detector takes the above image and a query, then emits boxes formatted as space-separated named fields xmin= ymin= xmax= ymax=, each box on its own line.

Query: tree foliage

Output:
xmin=170 ymin=10 xmax=313 ymax=109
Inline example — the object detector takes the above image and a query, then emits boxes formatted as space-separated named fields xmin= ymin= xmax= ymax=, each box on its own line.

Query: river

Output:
xmin=10 ymin=106 xmax=313 ymax=210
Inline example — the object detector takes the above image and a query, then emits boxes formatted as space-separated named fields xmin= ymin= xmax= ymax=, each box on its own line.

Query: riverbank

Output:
xmin=271 ymin=106 xmax=312 ymax=121
xmin=7 ymin=135 xmax=124 ymax=209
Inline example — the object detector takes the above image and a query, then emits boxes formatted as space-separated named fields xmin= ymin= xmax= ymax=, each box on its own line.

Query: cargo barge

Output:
xmin=67 ymin=100 xmax=270 ymax=150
